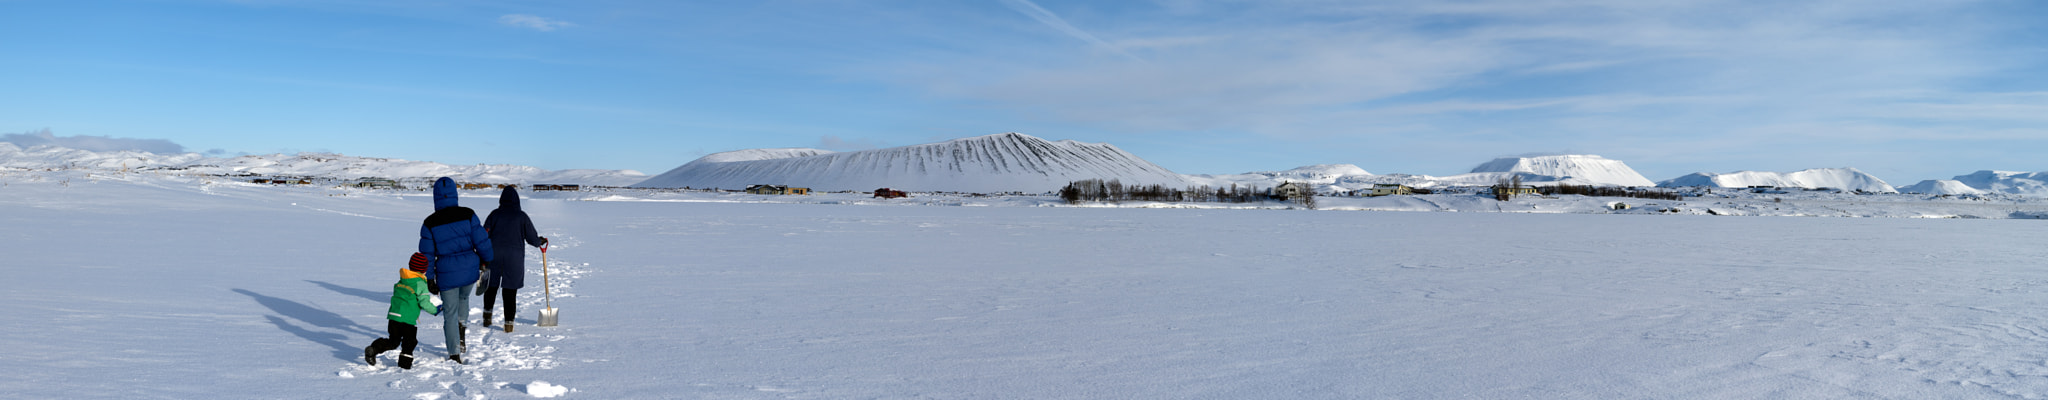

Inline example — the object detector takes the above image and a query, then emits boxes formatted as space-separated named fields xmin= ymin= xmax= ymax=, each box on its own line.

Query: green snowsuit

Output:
xmin=388 ymin=269 xmax=439 ymax=325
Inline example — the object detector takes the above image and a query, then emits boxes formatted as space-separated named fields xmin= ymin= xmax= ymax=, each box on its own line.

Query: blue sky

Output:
xmin=4 ymin=0 xmax=2045 ymax=183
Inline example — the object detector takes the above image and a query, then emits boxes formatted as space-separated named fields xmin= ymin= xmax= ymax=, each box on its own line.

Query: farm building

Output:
xmin=1366 ymin=184 xmax=1413 ymax=197
xmin=351 ymin=178 xmax=399 ymax=189
xmin=1492 ymin=186 xmax=1542 ymax=197
xmin=746 ymin=185 xmax=811 ymax=195
xmin=1272 ymin=182 xmax=1315 ymax=199
xmin=873 ymin=188 xmax=908 ymax=199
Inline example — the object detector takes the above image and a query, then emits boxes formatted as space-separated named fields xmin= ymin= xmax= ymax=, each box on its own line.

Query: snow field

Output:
xmin=8 ymin=171 xmax=2048 ymax=398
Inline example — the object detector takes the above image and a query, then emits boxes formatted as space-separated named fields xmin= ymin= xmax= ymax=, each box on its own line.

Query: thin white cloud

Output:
xmin=886 ymin=0 xmax=2032 ymax=142
xmin=500 ymin=14 xmax=576 ymax=32
xmin=999 ymin=0 xmax=1140 ymax=61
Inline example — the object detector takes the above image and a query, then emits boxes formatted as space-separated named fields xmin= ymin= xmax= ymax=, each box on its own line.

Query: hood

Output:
xmin=499 ymin=186 xmax=521 ymax=211
xmin=400 ymin=269 xmax=426 ymax=280
xmin=432 ymin=177 xmax=459 ymax=210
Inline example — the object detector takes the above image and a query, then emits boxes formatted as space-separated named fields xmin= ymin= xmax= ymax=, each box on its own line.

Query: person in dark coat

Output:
xmin=418 ymin=177 xmax=494 ymax=364
xmin=481 ymin=186 xmax=547 ymax=333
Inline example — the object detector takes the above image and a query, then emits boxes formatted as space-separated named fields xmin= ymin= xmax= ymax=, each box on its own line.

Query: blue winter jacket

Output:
xmin=483 ymin=186 xmax=546 ymax=290
xmin=419 ymin=177 xmax=494 ymax=289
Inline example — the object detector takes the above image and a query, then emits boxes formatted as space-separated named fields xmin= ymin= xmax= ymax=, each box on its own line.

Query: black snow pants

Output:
xmin=481 ymin=287 xmax=516 ymax=324
xmin=369 ymin=320 xmax=419 ymax=359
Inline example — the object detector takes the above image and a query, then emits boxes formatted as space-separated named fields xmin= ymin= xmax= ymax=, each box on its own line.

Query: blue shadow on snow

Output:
xmin=306 ymin=280 xmax=386 ymax=303
xmin=233 ymin=288 xmax=388 ymax=362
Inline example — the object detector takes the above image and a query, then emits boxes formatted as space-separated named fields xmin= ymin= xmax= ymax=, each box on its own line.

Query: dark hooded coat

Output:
xmin=419 ymin=177 xmax=494 ymax=288
xmin=483 ymin=186 xmax=546 ymax=290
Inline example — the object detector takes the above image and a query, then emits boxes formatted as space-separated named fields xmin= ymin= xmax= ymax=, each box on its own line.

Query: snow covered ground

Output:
xmin=7 ymin=170 xmax=2048 ymax=399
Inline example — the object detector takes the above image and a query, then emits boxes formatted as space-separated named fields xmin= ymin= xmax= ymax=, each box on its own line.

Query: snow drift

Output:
xmin=632 ymin=133 xmax=1193 ymax=193
xmin=1658 ymin=168 xmax=1897 ymax=193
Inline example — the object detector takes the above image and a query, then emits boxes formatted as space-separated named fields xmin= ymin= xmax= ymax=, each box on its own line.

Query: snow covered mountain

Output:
xmin=1897 ymin=180 xmax=1987 ymax=195
xmin=1657 ymin=168 xmax=1897 ymax=193
xmin=632 ymin=133 xmax=1193 ymax=193
xmin=1949 ymin=170 xmax=2048 ymax=197
xmin=0 ymin=143 xmax=648 ymax=186
xmin=1183 ymin=155 xmax=1658 ymax=194
xmin=1468 ymin=154 xmax=1657 ymax=187
xmin=1186 ymin=164 xmax=1370 ymax=192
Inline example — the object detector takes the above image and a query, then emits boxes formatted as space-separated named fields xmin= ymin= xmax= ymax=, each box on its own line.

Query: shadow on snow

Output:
xmin=233 ymin=288 xmax=389 ymax=362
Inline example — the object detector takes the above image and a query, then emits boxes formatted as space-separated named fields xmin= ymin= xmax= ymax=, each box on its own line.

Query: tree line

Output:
xmin=1059 ymin=179 xmax=1280 ymax=204
xmin=1539 ymin=184 xmax=1685 ymax=201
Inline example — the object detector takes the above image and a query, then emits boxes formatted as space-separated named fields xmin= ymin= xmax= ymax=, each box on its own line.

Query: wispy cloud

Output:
xmin=999 ymin=0 xmax=1139 ymax=61
xmin=499 ymin=14 xmax=576 ymax=32
xmin=2 ymin=129 xmax=188 ymax=153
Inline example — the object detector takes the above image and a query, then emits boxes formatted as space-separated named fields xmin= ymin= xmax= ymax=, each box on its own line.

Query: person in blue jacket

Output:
xmin=481 ymin=186 xmax=547 ymax=333
xmin=419 ymin=177 xmax=494 ymax=364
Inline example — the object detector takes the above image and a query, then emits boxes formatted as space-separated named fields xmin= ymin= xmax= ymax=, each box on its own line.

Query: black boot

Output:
xmin=397 ymin=353 xmax=414 ymax=369
xmin=448 ymin=354 xmax=464 ymax=364
xmin=459 ymin=325 xmax=468 ymax=353
xmin=364 ymin=338 xmax=394 ymax=366
xmin=481 ymin=312 xmax=492 ymax=327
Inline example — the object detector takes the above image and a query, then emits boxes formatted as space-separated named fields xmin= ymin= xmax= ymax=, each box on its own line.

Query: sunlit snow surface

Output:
xmin=6 ymin=170 xmax=2048 ymax=399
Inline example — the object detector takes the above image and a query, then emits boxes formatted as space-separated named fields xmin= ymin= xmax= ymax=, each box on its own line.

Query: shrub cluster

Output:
xmin=1059 ymin=179 xmax=1274 ymax=204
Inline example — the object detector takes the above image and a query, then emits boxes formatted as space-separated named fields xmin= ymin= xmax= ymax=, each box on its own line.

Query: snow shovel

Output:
xmin=537 ymin=244 xmax=560 ymax=327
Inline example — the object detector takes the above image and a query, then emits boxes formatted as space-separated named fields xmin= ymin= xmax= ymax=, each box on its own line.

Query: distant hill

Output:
xmin=1897 ymin=179 xmax=1986 ymax=195
xmin=0 ymin=143 xmax=648 ymax=186
xmin=1949 ymin=170 xmax=2048 ymax=197
xmin=632 ymin=133 xmax=1192 ymax=193
xmin=1658 ymin=168 xmax=1896 ymax=193
xmin=1187 ymin=155 xmax=1662 ymax=193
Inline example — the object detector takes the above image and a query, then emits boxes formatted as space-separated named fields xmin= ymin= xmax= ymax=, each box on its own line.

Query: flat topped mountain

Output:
xmin=632 ymin=133 xmax=1192 ymax=193
xmin=1469 ymin=155 xmax=1657 ymax=187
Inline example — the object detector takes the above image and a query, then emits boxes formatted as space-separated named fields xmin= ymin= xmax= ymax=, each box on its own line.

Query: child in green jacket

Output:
xmin=365 ymin=252 xmax=442 ymax=369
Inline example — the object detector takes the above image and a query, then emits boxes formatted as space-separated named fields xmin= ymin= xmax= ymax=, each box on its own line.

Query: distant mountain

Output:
xmin=1187 ymin=164 xmax=1370 ymax=192
xmin=1897 ymin=179 xmax=1986 ymax=195
xmin=1469 ymin=155 xmax=1657 ymax=187
xmin=1187 ymin=155 xmax=1655 ymax=194
xmin=1658 ymin=168 xmax=1896 ymax=193
xmin=0 ymin=143 xmax=648 ymax=186
xmin=633 ymin=133 xmax=1193 ymax=193
xmin=1950 ymin=170 xmax=2048 ymax=197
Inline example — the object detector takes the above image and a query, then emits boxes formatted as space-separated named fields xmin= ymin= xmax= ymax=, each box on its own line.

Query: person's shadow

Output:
xmin=233 ymin=288 xmax=385 ymax=361
xmin=306 ymin=280 xmax=385 ymax=303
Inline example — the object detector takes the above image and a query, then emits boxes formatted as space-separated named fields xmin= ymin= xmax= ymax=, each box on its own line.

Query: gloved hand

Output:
xmin=434 ymin=304 xmax=445 ymax=315
xmin=426 ymin=279 xmax=441 ymax=294
xmin=540 ymin=238 xmax=549 ymax=253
